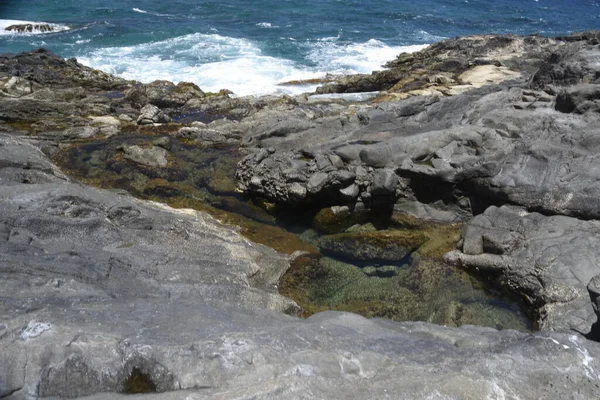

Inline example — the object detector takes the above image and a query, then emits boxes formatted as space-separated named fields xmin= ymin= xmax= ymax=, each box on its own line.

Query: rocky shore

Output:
xmin=1 ymin=32 xmax=600 ymax=398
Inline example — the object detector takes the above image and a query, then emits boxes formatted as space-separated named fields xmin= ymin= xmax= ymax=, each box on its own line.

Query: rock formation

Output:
xmin=2 ymin=33 xmax=600 ymax=398
xmin=5 ymin=24 xmax=54 ymax=33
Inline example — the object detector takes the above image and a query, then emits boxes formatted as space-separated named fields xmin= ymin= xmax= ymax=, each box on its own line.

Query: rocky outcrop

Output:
xmin=445 ymin=205 xmax=600 ymax=335
xmin=316 ymin=34 xmax=557 ymax=96
xmin=5 ymin=23 xmax=54 ymax=33
xmin=235 ymin=32 xmax=600 ymax=334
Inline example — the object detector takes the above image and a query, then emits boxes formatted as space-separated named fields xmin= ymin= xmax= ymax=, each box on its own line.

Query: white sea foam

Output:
xmin=0 ymin=19 xmax=70 ymax=36
xmin=308 ymin=38 xmax=428 ymax=74
xmin=78 ymin=32 xmax=427 ymax=97
xmin=257 ymin=22 xmax=278 ymax=28
xmin=308 ymin=91 xmax=380 ymax=102
xmin=132 ymin=8 xmax=174 ymax=17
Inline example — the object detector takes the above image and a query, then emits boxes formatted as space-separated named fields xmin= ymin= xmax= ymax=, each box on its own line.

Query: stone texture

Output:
xmin=445 ymin=205 xmax=600 ymax=335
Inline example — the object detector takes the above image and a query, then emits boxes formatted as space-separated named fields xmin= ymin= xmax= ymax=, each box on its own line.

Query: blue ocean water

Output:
xmin=1 ymin=0 xmax=599 ymax=95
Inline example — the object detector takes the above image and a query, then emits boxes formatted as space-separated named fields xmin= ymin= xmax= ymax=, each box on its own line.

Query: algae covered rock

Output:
xmin=318 ymin=229 xmax=428 ymax=262
xmin=118 ymin=144 xmax=169 ymax=168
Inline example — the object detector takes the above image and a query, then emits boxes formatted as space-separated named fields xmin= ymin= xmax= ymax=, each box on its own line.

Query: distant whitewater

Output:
xmin=1 ymin=0 xmax=599 ymax=96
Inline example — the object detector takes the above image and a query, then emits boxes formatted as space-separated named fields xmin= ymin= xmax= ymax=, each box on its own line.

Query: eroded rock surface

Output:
xmin=446 ymin=205 xmax=600 ymax=335
xmin=233 ymin=32 xmax=600 ymax=334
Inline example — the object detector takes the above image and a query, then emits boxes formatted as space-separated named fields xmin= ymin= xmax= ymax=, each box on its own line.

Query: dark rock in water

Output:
xmin=318 ymin=230 xmax=428 ymax=262
xmin=5 ymin=23 xmax=54 ymax=33
xmin=118 ymin=144 xmax=169 ymax=168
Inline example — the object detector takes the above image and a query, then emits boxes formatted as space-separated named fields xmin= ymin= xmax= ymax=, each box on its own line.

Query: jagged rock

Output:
xmin=555 ymin=84 xmax=600 ymax=113
xmin=5 ymin=23 xmax=54 ymax=33
xmin=137 ymin=104 xmax=170 ymax=125
xmin=125 ymin=80 xmax=205 ymax=109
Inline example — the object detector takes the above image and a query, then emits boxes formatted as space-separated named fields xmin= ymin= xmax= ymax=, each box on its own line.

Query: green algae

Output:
xmin=280 ymin=211 xmax=531 ymax=331
xmin=280 ymin=249 xmax=530 ymax=330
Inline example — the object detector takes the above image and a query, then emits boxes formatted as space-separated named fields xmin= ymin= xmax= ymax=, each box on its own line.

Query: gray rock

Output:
xmin=175 ymin=127 xmax=231 ymax=145
xmin=288 ymin=182 xmax=307 ymax=200
xmin=61 ymin=125 xmax=100 ymax=139
xmin=152 ymin=136 xmax=172 ymax=150
xmin=359 ymin=143 xmax=393 ymax=167
xmin=119 ymin=144 xmax=168 ymax=168
xmin=371 ymin=168 xmax=397 ymax=195
xmin=445 ymin=205 xmax=600 ymax=335
xmin=339 ymin=183 xmax=360 ymax=199
xmin=306 ymin=172 xmax=331 ymax=194
xmin=137 ymin=104 xmax=170 ymax=125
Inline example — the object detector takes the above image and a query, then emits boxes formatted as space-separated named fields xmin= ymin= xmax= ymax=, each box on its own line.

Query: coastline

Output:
xmin=1 ymin=31 xmax=600 ymax=398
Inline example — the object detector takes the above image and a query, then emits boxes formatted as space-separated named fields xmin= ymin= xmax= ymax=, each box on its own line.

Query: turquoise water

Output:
xmin=1 ymin=0 xmax=600 ymax=95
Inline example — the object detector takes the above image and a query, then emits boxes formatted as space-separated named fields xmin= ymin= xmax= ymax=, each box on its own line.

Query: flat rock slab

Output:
xmin=2 ymin=306 xmax=600 ymax=399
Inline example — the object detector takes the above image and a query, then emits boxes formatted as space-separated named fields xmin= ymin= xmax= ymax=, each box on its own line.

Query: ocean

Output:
xmin=1 ymin=0 xmax=599 ymax=96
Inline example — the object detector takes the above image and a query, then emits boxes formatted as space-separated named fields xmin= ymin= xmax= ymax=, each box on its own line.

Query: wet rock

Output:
xmin=118 ymin=144 xmax=168 ymax=168
xmin=5 ymin=23 xmax=54 ymax=33
xmin=126 ymin=80 xmax=205 ymax=109
xmin=318 ymin=230 xmax=428 ymax=262
xmin=152 ymin=136 xmax=172 ymax=150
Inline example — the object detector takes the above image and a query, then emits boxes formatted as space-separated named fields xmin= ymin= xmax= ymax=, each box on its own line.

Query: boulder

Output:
xmin=137 ymin=104 xmax=170 ymax=125
xmin=118 ymin=144 xmax=169 ymax=168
